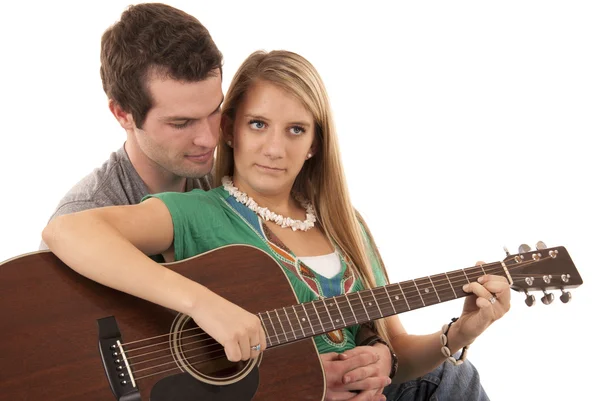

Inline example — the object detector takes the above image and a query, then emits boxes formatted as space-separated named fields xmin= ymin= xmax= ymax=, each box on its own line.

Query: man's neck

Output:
xmin=125 ymin=140 xmax=187 ymax=194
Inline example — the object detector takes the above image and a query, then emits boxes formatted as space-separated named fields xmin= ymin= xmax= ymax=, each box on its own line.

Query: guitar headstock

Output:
xmin=503 ymin=242 xmax=582 ymax=307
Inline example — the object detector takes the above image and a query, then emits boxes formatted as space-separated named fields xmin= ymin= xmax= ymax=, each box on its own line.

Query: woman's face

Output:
xmin=230 ymin=80 xmax=315 ymax=199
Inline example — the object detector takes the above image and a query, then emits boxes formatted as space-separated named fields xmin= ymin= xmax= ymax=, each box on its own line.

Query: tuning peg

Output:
xmin=560 ymin=289 xmax=572 ymax=303
xmin=518 ymin=244 xmax=531 ymax=253
xmin=536 ymin=241 xmax=547 ymax=250
xmin=503 ymin=246 xmax=510 ymax=256
xmin=524 ymin=291 xmax=535 ymax=307
xmin=541 ymin=290 xmax=554 ymax=305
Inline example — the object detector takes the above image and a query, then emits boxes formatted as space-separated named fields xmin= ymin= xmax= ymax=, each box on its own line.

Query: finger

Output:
xmin=224 ymin=340 xmax=242 ymax=362
xmin=346 ymin=389 xmax=378 ymax=401
xmin=240 ymin=334 xmax=251 ymax=361
xmin=481 ymin=281 xmax=510 ymax=299
xmin=343 ymin=365 xmax=378 ymax=384
xmin=462 ymin=282 xmax=495 ymax=311
xmin=259 ymin=324 xmax=268 ymax=353
xmin=336 ymin=351 xmax=380 ymax=374
xmin=321 ymin=352 xmax=342 ymax=362
xmin=463 ymin=282 xmax=492 ymax=298
xmin=339 ymin=346 xmax=372 ymax=358
xmin=355 ymin=392 xmax=386 ymax=401
xmin=249 ymin=330 xmax=261 ymax=359
xmin=477 ymin=274 xmax=509 ymax=284
xmin=325 ymin=389 xmax=356 ymax=401
xmin=477 ymin=277 xmax=511 ymax=301
xmin=343 ymin=376 xmax=392 ymax=392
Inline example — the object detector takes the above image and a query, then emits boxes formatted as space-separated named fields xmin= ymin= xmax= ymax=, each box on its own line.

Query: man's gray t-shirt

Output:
xmin=40 ymin=146 xmax=212 ymax=249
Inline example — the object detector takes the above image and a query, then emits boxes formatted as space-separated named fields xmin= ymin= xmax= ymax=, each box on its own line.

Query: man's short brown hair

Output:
xmin=100 ymin=3 xmax=223 ymax=127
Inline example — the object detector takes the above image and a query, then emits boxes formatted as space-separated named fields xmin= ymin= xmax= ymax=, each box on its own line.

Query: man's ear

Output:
xmin=108 ymin=99 xmax=136 ymax=130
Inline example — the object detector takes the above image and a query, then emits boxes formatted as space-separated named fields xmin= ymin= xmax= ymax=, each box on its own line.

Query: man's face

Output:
xmin=133 ymin=71 xmax=223 ymax=179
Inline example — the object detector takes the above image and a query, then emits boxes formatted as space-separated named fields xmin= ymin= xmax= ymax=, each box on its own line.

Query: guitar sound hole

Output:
xmin=171 ymin=315 xmax=259 ymax=385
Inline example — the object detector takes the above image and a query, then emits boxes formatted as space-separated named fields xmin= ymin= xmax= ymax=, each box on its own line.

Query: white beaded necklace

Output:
xmin=222 ymin=176 xmax=316 ymax=232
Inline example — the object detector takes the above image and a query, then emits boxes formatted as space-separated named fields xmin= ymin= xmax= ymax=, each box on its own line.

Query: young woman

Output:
xmin=44 ymin=50 xmax=510 ymax=401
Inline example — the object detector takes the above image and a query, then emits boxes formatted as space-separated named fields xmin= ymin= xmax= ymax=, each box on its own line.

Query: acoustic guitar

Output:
xmin=0 ymin=243 xmax=582 ymax=400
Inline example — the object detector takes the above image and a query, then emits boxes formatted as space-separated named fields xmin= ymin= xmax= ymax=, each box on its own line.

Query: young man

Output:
xmin=40 ymin=3 xmax=223 ymax=250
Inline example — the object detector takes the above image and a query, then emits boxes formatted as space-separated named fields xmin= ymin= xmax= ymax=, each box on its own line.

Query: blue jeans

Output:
xmin=383 ymin=358 xmax=489 ymax=401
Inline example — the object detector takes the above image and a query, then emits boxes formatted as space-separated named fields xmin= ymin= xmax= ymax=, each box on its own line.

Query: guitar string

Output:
xmin=118 ymin=257 xmax=560 ymax=377
xmin=123 ymin=263 xmax=549 ymax=362
xmin=122 ymin=258 xmax=553 ymax=357
xmin=130 ymin=272 xmax=552 ymax=381
xmin=120 ymin=261 xmax=507 ymax=352
xmin=120 ymin=258 xmax=508 ymax=349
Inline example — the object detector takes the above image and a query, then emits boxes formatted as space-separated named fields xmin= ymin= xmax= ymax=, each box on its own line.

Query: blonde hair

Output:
xmin=215 ymin=50 xmax=391 ymax=343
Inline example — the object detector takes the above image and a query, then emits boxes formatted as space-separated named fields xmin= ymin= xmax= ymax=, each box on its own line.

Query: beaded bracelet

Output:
xmin=440 ymin=317 xmax=469 ymax=366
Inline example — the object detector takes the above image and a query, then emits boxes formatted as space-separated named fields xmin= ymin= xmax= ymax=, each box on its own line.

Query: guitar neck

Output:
xmin=259 ymin=261 xmax=509 ymax=347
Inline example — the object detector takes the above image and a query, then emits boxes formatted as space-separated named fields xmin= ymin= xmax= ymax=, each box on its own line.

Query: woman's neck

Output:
xmin=230 ymin=176 xmax=303 ymax=219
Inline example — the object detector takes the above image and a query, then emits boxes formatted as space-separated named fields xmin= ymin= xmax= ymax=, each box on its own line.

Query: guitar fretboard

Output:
xmin=258 ymin=262 xmax=507 ymax=347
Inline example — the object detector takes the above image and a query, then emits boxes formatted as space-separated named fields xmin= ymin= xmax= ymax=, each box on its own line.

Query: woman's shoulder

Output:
xmin=144 ymin=186 xmax=228 ymax=211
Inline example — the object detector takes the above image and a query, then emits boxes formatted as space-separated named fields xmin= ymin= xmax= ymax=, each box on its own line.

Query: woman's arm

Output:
xmin=386 ymin=274 xmax=511 ymax=382
xmin=42 ymin=198 xmax=266 ymax=362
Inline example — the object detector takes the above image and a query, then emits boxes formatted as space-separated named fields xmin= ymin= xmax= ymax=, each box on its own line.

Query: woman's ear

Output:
xmin=221 ymin=114 xmax=234 ymax=147
xmin=308 ymin=143 xmax=318 ymax=159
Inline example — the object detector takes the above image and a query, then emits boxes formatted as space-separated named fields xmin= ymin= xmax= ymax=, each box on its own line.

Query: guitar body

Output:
xmin=0 ymin=245 xmax=325 ymax=401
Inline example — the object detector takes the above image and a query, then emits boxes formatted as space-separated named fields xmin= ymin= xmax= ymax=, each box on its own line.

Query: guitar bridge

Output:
xmin=98 ymin=316 xmax=141 ymax=401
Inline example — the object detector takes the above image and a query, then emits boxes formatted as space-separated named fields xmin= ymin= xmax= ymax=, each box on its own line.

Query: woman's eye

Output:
xmin=250 ymin=120 xmax=265 ymax=129
xmin=290 ymin=126 xmax=305 ymax=135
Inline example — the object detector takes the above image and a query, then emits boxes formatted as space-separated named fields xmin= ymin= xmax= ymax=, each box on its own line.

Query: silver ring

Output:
xmin=488 ymin=295 xmax=497 ymax=305
xmin=251 ymin=344 xmax=261 ymax=352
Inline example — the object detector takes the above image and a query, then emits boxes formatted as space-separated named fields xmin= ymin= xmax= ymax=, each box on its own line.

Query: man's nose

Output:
xmin=192 ymin=119 xmax=219 ymax=148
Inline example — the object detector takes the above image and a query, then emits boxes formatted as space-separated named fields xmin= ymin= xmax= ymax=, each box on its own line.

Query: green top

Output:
xmin=146 ymin=186 xmax=388 ymax=354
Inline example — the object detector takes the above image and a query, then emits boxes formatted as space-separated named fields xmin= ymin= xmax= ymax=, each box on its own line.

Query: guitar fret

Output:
xmin=382 ymin=286 xmax=398 ymax=314
xmin=372 ymin=287 xmax=395 ymax=317
xmin=479 ymin=264 xmax=486 ymax=275
xmin=267 ymin=310 xmax=284 ymax=344
xmin=397 ymin=283 xmax=410 ymax=310
xmin=343 ymin=294 xmax=359 ymax=324
xmin=444 ymin=272 xmax=458 ymax=298
xmin=360 ymin=290 xmax=380 ymax=319
xmin=417 ymin=277 xmax=440 ymax=305
xmin=412 ymin=279 xmax=426 ymax=306
xmin=257 ymin=312 xmax=275 ymax=347
xmin=321 ymin=299 xmax=336 ymax=330
xmin=311 ymin=301 xmax=327 ymax=333
xmin=356 ymin=291 xmax=371 ymax=320
xmin=291 ymin=305 xmax=307 ymax=338
xmin=462 ymin=269 xmax=471 ymax=283
xmin=369 ymin=288 xmax=384 ymax=318
xmin=332 ymin=297 xmax=347 ymax=327
xmin=274 ymin=309 xmax=290 ymax=342
xmin=427 ymin=276 xmax=442 ymax=303
xmin=300 ymin=303 xmax=316 ymax=335
xmin=281 ymin=306 xmax=298 ymax=340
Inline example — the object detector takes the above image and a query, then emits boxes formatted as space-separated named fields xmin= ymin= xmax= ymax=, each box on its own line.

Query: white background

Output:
xmin=1 ymin=1 xmax=598 ymax=399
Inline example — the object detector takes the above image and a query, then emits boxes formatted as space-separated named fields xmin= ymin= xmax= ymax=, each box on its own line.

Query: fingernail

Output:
xmin=477 ymin=276 xmax=484 ymax=283
xmin=463 ymin=284 xmax=469 ymax=291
